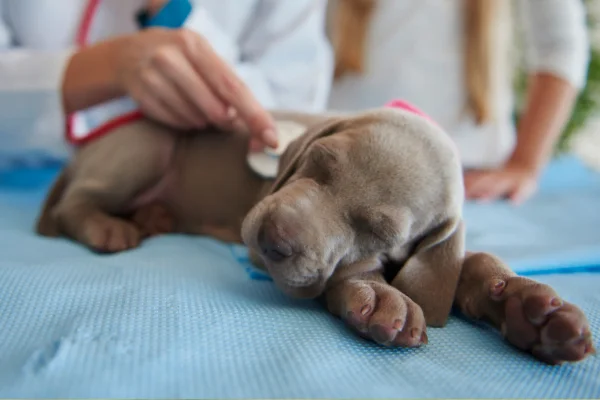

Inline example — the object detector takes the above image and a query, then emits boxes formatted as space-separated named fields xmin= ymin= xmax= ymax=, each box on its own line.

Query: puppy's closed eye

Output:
xmin=301 ymin=141 xmax=343 ymax=184
xmin=351 ymin=208 xmax=405 ymax=249
xmin=311 ymin=141 xmax=342 ymax=165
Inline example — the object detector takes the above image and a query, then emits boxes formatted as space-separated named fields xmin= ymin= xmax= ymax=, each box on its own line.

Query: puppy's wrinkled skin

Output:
xmin=36 ymin=109 xmax=594 ymax=364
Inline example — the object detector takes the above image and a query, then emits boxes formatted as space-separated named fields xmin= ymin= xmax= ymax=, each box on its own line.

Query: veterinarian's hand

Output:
xmin=464 ymin=162 xmax=538 ymax=205
xmin=113 ymin=28 xmax=278 ymax=148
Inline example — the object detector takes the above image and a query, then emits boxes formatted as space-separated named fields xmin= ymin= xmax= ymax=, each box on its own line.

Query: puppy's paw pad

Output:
xmin=83 ymin=216 xmax=141 ymax=253
xmin=497 ymin=277 xmax=594 ymax=364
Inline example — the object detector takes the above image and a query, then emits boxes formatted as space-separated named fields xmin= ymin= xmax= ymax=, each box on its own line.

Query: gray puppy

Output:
xmin=36 ymin=108 xmax=595 ymax=364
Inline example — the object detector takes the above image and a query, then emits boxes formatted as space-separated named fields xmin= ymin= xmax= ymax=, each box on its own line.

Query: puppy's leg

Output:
xmin=325 ymin=272 xmax=428 ymax=348
xmin=455 ymin=252 xmax=595 ymax=364
xmin=54 ymin=121 xmax=175 ymax=253
xmin=36 ymin=169 xmax=69 ymax=237
xmin=131 ymin=202 xmax=175 ymax=238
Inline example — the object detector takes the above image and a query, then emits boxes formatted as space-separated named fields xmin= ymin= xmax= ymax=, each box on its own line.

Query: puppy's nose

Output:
xmin=257 ymin=222 xmax=293 ymax=262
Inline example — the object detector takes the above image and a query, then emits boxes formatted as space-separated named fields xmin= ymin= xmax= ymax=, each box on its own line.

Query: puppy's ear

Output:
xmin=390 ymin=217 xmax=465 ymax=327
xmin=269 ymin=117 xmax=344 ymax=194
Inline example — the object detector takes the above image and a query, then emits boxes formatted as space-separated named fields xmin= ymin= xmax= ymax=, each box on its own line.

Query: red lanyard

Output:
xmin=66 ymin=0 xmax=145 ymax=145
xmin=76 ymin=0 xmax=101 ymax=47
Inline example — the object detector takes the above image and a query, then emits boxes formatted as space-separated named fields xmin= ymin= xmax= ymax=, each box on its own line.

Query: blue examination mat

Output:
xmin=464 ymin=156 xmax=600 ymax=275
xmin=0 ymin=155 xmax=599 ymax=398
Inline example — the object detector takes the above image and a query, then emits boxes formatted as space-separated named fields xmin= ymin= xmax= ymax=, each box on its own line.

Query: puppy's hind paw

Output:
xmin=491 ymin=277 xmax=595 ymax=365
xmin=82 ymin=214 xmax=141 ymax=253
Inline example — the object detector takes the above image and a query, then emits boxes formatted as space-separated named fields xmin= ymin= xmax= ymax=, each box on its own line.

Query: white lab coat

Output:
xmin=0 ymin=0 xmax=333 ymax=167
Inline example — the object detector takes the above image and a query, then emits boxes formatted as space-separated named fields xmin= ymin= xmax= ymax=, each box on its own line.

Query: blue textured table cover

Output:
xmin=464 ymin=156 xmax=600 ymax=275
xmin=0 ymin=156 xmax=599 ymax=398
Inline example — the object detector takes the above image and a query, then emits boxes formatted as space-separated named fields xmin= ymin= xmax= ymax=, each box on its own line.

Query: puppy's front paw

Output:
xmin=82 ymin=214 xmax=141 ymax=253
xmin=490 ymin=277 xmax=595 ymax=365
xmin=328 ymin=279 xmax=428 ymax=348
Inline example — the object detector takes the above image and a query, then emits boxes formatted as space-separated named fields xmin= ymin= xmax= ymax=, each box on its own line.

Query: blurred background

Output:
xmin=524 ymin=0 xmax=600 ymax=169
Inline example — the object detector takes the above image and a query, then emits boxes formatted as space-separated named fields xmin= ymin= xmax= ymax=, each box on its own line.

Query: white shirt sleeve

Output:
xmin=517 ymin=0 xmax=590 ymax=89
xmin=183 ymin=5 xmax=240 ymax=64
xmin=186 ymin=0 xmax=333 ymax=112
xmin=0 ymin=5 xmax=73 ymax=163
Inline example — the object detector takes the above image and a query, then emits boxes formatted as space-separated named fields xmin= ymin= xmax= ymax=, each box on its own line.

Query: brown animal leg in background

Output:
xmin=455 ymin=252 xmax=596 ymax=365
xmin=56 ymin=200 xmax=142 ymax=254
xmin=325 ymin=271 xmax=428 ymax=348
xmin=52 ymin=120 xmax=176 ymax=253
xmin=53 ymin=174 xmax=158 ymax=254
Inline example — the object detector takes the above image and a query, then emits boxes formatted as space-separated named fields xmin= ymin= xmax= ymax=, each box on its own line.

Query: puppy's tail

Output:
xmin=35 ymin=169 xmax=68 ymax=237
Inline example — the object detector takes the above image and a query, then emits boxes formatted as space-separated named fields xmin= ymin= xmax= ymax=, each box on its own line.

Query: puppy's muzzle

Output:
xmin=257 ymin=220 xmax=293 ymax=263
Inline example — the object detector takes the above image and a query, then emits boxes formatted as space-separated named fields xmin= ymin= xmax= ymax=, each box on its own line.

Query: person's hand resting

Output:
xmin=464 ymin=161 xmax=538 ymax=205
xmin=63 ymin=27 xmax=278 ymax=151
xmin=463 ymin=73 xmax=579 ymax=206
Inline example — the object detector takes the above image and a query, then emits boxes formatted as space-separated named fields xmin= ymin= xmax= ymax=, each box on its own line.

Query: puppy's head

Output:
xmin=241 ymin=108 xmax=463 ymax=299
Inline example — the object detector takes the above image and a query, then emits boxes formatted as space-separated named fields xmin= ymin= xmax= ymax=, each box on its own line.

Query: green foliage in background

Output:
xmin=514 ymin=0 xmax=600 ymax=152
xmin=560 ymin=47 xmax=600 ymax=150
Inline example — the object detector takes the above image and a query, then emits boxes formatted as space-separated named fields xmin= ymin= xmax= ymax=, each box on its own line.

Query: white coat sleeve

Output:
xmin=517 ymin=0 xmax=590 ymax=89
xmin=0 ymin=6 xmax=73 ymax=161
xmin=186 ymin=0 xmax=333 ymax=112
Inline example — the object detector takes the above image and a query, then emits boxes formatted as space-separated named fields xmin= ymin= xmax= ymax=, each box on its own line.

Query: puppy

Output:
xmin=36 ymin=108 xmax=595 ymax=364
